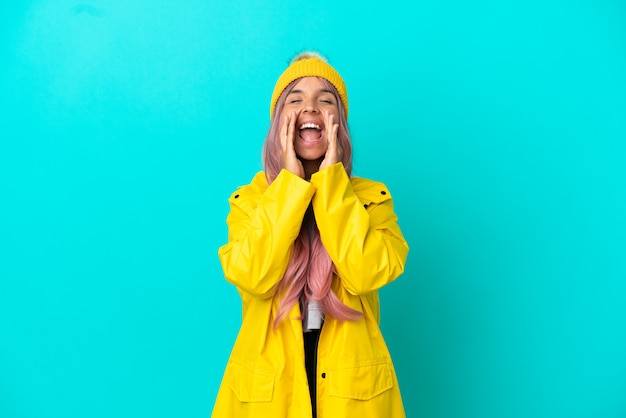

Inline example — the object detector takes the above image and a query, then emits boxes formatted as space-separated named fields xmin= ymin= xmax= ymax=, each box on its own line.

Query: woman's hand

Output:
xmin=319 ymin=111 xmax=342 ymax=171
xmin=280 ymin=111 xmax=305 ymax=178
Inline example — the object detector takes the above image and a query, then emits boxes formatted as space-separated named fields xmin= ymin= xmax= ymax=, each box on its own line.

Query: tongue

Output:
xmin=300 ymin=128 xmax=322 ymax=141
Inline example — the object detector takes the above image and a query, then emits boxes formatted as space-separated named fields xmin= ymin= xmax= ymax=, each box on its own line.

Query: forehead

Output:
xmin=291 ymin=76 xmax=328 ymax=91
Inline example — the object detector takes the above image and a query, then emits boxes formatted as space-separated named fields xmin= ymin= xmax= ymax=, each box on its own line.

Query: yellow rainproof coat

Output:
xmin=212 ymin=162 xmax=409 ymax=418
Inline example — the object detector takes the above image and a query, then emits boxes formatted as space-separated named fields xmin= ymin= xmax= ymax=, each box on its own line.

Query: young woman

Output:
xmin=212 ymin=52 xmax=409 ymax=418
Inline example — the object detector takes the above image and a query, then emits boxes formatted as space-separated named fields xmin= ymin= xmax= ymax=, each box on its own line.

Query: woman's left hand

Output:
xmin=319 ymin=111 xmax=342 ymax=171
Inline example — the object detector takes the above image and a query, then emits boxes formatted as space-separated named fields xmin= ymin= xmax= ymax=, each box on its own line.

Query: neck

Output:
xmin=301 ymin=158 xmax=323 ymax=180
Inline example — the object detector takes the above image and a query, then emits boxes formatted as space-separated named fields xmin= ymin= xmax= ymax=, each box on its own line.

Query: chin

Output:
xmin=297 ymin=153 xmax=324 ymax=165
xmin=295 ymin=149 xmax=326 ymax=161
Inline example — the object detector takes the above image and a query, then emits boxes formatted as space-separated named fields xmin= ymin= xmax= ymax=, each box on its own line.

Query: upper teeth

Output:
xmin=300 ymin=123 xmax=320 ymax=130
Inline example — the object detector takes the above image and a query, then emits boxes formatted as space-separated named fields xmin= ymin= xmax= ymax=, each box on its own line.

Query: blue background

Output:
xmin=1 ymin=1 xmax=625 ymax=417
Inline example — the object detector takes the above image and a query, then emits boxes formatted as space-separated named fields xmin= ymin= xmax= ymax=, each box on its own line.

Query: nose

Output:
xmin=303 ymin=98 xmax=319 ymax=114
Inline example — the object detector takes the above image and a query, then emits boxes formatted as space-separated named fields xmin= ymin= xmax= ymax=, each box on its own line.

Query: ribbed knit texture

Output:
xmin=270 ymin=57 xmax=348 ymax=119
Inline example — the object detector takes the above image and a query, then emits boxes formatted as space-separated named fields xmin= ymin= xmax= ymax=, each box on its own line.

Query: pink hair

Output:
xmin=263 ymin=77 xmax=362 ymax=325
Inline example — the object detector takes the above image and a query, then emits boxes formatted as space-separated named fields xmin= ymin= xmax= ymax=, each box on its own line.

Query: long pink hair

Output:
xmin=263 ymin=77 xmax=362 ymax=325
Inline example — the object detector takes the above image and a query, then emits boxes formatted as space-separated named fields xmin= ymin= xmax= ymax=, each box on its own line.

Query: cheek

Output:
xmin=279 ymin=110 xmax=288 ymax=123
xmin=280 ymin=105 xmax=300 ymax=122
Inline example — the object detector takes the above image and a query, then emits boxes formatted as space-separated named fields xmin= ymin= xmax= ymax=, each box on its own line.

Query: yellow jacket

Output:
xmin=212 ymin=162 xmax=409 ymax=418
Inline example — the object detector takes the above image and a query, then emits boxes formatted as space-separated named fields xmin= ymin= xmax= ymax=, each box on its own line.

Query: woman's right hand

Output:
xmin=280 ymin=111 xmax=304 ymax=178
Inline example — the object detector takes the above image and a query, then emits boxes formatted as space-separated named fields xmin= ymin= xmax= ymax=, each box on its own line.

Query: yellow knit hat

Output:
xmin=270 ymin=53 xmax=348 ymax=119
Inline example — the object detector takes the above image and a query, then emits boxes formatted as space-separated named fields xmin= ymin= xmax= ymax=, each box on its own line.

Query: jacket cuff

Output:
xmin=273 ymin=168 xmax=316 ymax=202
xmin=309 ymin=162 xmax=347 ymax=189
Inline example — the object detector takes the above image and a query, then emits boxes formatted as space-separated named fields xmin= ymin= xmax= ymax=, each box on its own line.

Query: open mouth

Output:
xmin=298 ymin=122 xmax=323 ymax=141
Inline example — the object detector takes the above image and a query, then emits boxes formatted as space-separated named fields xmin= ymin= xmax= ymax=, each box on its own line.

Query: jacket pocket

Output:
xmin=227 ymin=361 xmax=275 ymax=403
xmin=327 ymin=360 xmax=394 ymax=401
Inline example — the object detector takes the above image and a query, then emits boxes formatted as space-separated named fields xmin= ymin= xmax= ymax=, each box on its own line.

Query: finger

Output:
xmin=280 ymin=112 xmax=290 ymax=150
xmin=323 ymin=112 xmax=335 ymax=151
xmin=329 ymin=113 xmax=338 ymax=144
xmin=327 ymin=112 xmax=342 ymax=164
xmin=332 ymin=125 xmax=340 ymax=158
xmin=288 ymin=111 xmax=297 ymax=147
xmin=323 ymin=111 xmax=330 ymax=135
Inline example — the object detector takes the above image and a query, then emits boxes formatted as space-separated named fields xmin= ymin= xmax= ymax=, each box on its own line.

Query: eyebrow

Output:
xmin=287 ymin=88 xmax=334 ymax=95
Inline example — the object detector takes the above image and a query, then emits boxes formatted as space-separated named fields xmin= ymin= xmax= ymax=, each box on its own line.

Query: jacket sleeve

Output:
xmin=217 ymin=170 xmax=315 ymax=298
xmin=309 ymin=162 xmax=409 ymax=295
